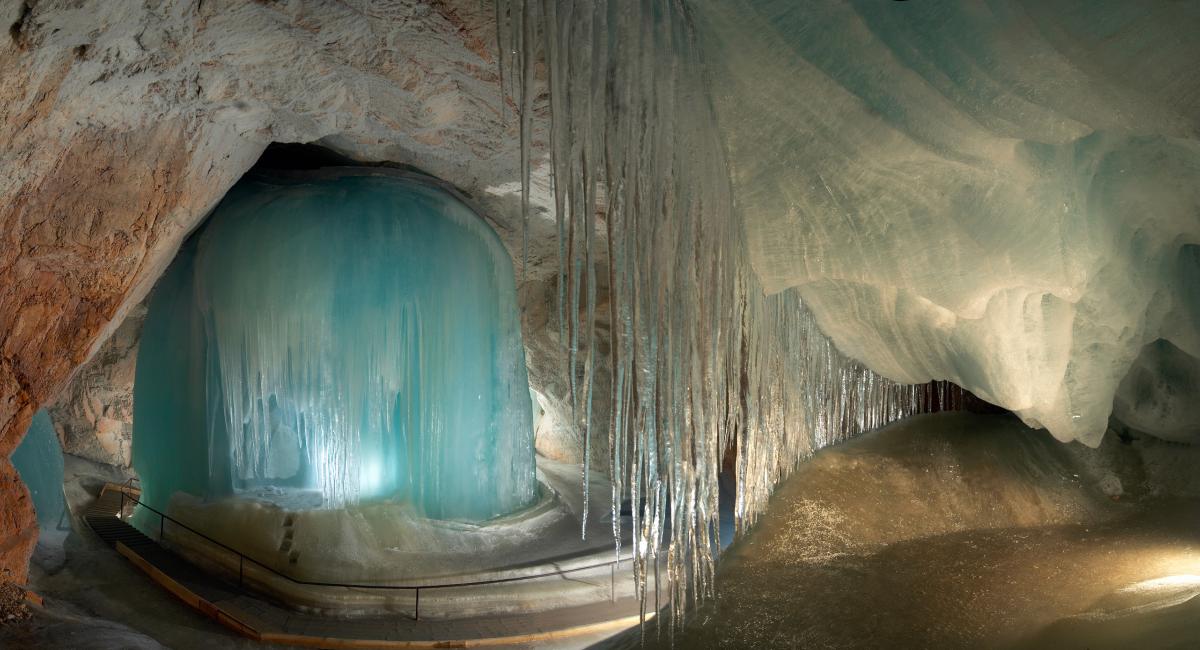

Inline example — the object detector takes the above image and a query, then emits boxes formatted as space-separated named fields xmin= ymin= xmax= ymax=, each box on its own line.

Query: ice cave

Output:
xmin=1 ymin=1 xmax=1199 ymax=649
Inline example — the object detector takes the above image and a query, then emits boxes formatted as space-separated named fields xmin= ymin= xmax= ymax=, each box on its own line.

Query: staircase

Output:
xmin=84 ymin=483 xmax=156 ymax=553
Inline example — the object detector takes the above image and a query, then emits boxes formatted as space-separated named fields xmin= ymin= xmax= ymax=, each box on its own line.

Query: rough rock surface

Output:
xmin=0 ymin=460 xmax=36 ymax=584
xmin=0 ymin=0 xmax=565 ymax=581
xmin=47 ymin=303 xmax=145 ymax=468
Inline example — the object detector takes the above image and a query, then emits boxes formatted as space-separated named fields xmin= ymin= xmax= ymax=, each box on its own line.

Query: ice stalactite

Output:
xmin=134 ymin=170 xmax=535 ymax=521
xmin=733 ymin=293 xmax=968 ymax=532
xmin=496 ymin=0 xmax=958 ymax=625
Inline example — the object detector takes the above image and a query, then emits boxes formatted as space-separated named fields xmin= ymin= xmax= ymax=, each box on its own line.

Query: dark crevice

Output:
xmin=248 ymin=142 xmax=474 ymax=198
xmin=251 ymin=142 xmax=430 ymax=177
xmin=251 ymin=142 xmax=361 ymax=171
xmin=9 ymin=1 xmax=32 ymax=48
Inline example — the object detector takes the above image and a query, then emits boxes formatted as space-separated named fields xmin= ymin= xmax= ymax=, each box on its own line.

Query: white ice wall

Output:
xmin=698 ymin=0 xmax=1200 ymax=445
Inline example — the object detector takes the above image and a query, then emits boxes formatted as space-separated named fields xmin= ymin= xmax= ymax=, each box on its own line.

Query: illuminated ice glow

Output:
xmin=133 ymin=171 xmax=535 ymax=520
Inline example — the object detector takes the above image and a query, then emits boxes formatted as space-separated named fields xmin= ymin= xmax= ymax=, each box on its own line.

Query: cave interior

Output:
xmin=1 ymin=1 xmax=1199 ymax=649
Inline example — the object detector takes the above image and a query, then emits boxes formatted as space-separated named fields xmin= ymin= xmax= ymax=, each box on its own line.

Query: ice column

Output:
xmin=134 ymin=171 xmax=535 ymax=520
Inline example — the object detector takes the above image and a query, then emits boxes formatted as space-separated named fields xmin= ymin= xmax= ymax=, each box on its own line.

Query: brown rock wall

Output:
xmin=0 ymin=460 xmax=35 ymax=584
xmin=47 ymin=303 xmax=145 ymax=468
xmin=0 ymin=118 xmax=233 ymax=580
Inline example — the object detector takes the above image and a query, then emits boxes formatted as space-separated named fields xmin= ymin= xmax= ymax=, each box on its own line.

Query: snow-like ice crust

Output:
xmin=698 ymin=0 xmax=1200 ymax=446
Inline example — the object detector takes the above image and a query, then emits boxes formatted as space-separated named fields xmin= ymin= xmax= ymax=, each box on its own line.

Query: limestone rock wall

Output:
xmin=47 ymin=303 xmax=146 ymax=468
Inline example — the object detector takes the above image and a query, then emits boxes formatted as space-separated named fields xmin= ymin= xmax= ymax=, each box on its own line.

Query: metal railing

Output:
xmin=115 ymin=479 xmax=625 ymax=620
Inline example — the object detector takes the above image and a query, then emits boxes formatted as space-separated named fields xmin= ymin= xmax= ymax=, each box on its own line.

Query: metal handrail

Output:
xmin=116 ymin=482 xmax=626 ymax=620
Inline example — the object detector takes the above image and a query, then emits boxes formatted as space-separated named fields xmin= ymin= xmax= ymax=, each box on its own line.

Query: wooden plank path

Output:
xmin=86 ymin=484 xmax=649 ymax=648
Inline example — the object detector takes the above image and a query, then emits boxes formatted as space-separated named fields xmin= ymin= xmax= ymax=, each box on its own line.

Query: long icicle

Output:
xmin=498 ymin=0 xmax=937 ymax=626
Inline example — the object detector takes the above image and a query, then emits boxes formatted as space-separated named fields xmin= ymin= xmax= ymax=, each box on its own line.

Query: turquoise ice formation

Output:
xmin=133 ymin=170 xmax=535 ymax=520
xmin=12 ymin=409 xmax=65 ymax=528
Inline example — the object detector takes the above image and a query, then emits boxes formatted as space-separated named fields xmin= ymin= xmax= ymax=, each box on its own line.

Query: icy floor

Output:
xmin=15 ymin=525 xmax=354 ymax=650
xmin=17 ymin=416 xmax=1200 ymax=648
xmin=5 ymin=455 xmax=637 ymax=648
xmin=235 ymin=485 xmax=324 ymax=511
xmin=5 ymin=457 xmax=279 ymax=650
xmin=601 ymin=413 xmax=1200 ymax=649
xmin=158 ymin=456 xmax=630 ymax=585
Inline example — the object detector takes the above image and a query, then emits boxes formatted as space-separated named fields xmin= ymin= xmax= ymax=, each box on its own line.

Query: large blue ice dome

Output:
xmin=133 ymin=170 xmax=536 ymax=521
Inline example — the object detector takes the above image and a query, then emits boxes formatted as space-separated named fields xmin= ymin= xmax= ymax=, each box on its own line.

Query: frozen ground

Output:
xmin=4 ymin=454 xmax=642 ymax=648
xmin=599 ymin=412 xmax=1200 ymax=649
xmin=5 ymin=456 xmax=299 ymax=649
xmin=160 ymin=456 xmax=629 ymax=586
xmin=149 ymin=456 xmax=647 ymax=615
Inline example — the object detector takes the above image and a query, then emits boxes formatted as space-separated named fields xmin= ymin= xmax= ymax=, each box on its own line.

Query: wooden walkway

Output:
xmin=85 ymin=484 xmax=648 ymax=648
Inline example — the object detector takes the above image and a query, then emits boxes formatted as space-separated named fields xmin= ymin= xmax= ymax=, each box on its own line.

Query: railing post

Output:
xmin=119 ymin=489 xmax=125 ymax=520
xmin=414 ymin=588 xmax=420 ymax=621
xmin=239 ymin=556 xmax=244 ymax=589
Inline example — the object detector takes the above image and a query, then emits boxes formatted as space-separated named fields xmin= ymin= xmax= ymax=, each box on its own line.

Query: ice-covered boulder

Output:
xmin=698 ymin=0 xmax=1200 ymax=445
xmin=1114 ymin=339 xmax=1200 ymax=444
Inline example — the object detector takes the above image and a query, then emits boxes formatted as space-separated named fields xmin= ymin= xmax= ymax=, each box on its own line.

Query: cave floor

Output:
xmin=668 ymin=499 xmax=1200 ymax=649
xmin=602 ymin=413 xmax=1200 ymax=650
xmin=161 ymin=455 xmax=632 ymax=588
xmin=12 ymin=413 xmax=1200 ymax=649
xmin=11 ymin=520 xmax=639 ymax=650
xmin=4 ymin=455 xmax=647 ymax=649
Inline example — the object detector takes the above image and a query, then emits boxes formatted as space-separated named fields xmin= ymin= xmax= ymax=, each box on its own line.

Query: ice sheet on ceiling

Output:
xmin=696 ymin=0 xmax=1200 ymax=446
xmin=12 ymin=409 xmax=65 ymax=528
xmin=133 ymin=170 xmax=535 ymax=520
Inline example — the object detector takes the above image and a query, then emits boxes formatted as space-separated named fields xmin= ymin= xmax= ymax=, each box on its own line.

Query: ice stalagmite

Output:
xmin=134 ymin=170 xmax=535 ymax=521
xmin=496 ymin=0 xmax=942 ymax=624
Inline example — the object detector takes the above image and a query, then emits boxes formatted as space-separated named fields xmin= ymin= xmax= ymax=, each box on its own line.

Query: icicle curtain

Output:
xmin=496 ymin=0 xmax=950 ymax=624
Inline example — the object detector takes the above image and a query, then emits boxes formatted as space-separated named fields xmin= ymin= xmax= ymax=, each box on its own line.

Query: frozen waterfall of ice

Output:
xmin=696 ymin=0 xmax=1200 ymax=447
xmin=133 ymin=170 xmax=535 ymax=521
xmin=12 ymin=409 xmax=66 ymax=529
